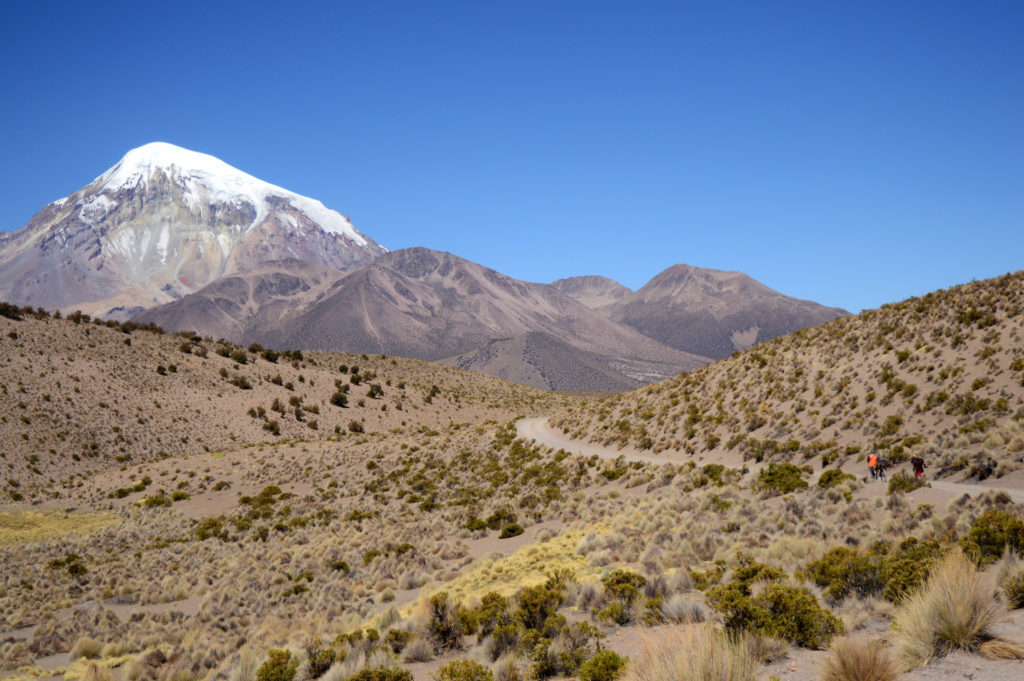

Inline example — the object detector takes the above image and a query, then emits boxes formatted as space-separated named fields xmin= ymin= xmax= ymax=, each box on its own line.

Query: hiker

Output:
xmin=911 ymin=455 xmax=925 ymax=479
xmin=868 ymin=452 xmax=878 ymax=480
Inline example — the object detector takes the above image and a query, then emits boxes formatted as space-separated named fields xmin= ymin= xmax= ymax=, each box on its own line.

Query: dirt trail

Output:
xmin=516 ymin=417 xmax=1024 ymax=503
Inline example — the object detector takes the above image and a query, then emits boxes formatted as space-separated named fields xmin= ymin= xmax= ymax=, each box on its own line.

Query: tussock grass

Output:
xmin=0 ymin=511 xmax=115 ymax=546
xmin=620 ymin=624 xmax=756 ymax=681
xmin=891 ymin=549 xmax=1017 ymax=669
xmin=819 ymin=636 xmax=898 ymax=681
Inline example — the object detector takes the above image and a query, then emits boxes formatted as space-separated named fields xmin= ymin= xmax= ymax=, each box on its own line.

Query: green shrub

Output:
xmin=879 ymin=538 xmax=945 ymax=602
xmin=962 ymin=509 xmax=1024 ymax=566
xmin=230 ymin=349 xmax=248 ymax=364
xmin=428 ymin=592 xmax=463 ymax=651
xmin=887 ymin=471 xmax=926 ymax=495
xmin=601 ymin=569 xmax=646 ymax=604
xmin=346 ymin=669 xmax=412 ymax=681
xmin=499 ymin=523 xmax=524 ymax=539
xmin=708 ymin=559 xmax=843 ymax=649
xmin=257 ymin=650 xmax=298 ymax=681
xmin=756 ymin=463 xmax=809 ymax=495
xmin=578 ymin=651 xmax=627 ymax=681
xmin=435 ymin=659 xmax=493 ymax=681
xmin=384 ymin=628 xmax=413 ymax=653
xmin=818 ymin=469 xmax=856 ymax=489
xmin=330 ymin=391 xmax=348 ymax=408
xmin=804 ymin=547 xmax=883 ymax=604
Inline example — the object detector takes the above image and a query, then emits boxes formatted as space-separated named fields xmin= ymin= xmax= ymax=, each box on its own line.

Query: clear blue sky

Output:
xmin=2 ymin=1 xmax=1021 ymax=312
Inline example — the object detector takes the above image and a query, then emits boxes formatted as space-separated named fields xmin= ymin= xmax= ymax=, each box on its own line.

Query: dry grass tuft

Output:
xmin=892 ymin=549 xmax=1006 ymax=669
xmin=819 ymin=636 xmax=898 ymax=681
xmin=977 ymin=638 xmax=1024 ymax=660
xmin=621 ymin=624 xmax=756 ymax=681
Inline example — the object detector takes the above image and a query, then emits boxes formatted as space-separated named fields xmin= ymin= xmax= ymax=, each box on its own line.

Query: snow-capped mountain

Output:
xmin=0 ymin=142 xmax=386 ymax=318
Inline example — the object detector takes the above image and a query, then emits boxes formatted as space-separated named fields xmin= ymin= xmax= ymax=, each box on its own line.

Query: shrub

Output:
xmin=620 ymin=624 xmax=755 ymax=681
xmin=428 ymin=592 xmax=463 ymax=651
xmin=602 ymin=569 xmax=647 ymax=604
xmin=707 ymin=569 xmax=843 ymax=649
xmin=887 ymin=472 xmax=926 ymax=495
xmin=818 ymin=469 xmax=856 ymax=489
xmin=256 ymin=650 xmax=298 ymax=681
xmin=578 ymin=651 xmax=628 ymax=681
xmin=435 ymin=660 xmax=493 ymax=681
xmin=804 ymin=547 xmax=883 ymax=604
xmin=499 ymin=523 xmax=524 ymax=539
xmin=755 ymin=463 xmax=809 ymax=496
xmin=961 ymin=509 xmax=1024 ymax=566
xmin=892 ymin=550 xmax=1014 ymax=670
xmin=305 ymin=639 xmax=335 ymax=679
xmin=331 ymin=391 xmax=349 ymax=408
xmin=820 ymin=636 xmax=898 ymax=681
xmin=348 ymin=420 xmax=365 ymax=433
xmin=230 ymin=349 xmax=248 ymax=364
xmin=347 ymin=669 xmax=412 ymax=681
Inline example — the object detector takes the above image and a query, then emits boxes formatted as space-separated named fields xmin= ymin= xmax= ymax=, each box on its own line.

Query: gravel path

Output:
xmin=517 ymin=417 xmax=1024 ymax=502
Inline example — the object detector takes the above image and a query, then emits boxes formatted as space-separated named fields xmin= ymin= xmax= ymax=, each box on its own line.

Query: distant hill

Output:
xmin=256 ymin=247 xmax=710 ymax=389
xmin=552 ymin=271 xmax=1024 ymax=479
xmin=556 ymin=264 xmax=847 ymax=359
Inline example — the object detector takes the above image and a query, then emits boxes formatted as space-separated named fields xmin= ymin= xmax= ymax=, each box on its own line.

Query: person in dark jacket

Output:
xmin=910 ymin=455 xmax=925 ymax=479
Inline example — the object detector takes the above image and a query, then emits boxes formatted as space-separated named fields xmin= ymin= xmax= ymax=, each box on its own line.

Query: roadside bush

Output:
xmin=755 ymin=463 xmax=809 ymax=496
xmin=887 ymin=471 xmax=926 ymax=495
xmin=818 ymin=469 xmax=856 ymax=489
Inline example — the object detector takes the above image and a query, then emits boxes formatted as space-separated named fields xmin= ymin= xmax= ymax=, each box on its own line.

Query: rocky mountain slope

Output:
xmin=556 ymin=264 xmax=848 ymax=359
xmin=254 ymin=247 xmax=711 ymax=389
xmin=0 ymin=143 xmax=385 ymax=319
xmin=131 ymin=258 xmax=346 ymax=342
xmin=552 ymin=270 xmax=1024 ymax=478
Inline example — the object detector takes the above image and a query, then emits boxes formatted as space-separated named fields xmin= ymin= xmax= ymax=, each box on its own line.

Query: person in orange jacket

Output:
xmin=868 ymin=452 xmax=879 ymax=480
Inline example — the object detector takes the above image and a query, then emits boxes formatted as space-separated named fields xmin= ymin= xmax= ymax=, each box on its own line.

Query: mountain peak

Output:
xmin=0 ymin=143 xmax=386 ymax=318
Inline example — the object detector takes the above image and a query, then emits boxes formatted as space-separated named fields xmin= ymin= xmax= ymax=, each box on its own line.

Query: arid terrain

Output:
xmin=2 ymin=272 xmax=1024 ymax=681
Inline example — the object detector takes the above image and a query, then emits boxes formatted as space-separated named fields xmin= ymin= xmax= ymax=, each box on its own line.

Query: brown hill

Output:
xmin=552 ymin=271 xmax=1024 ymax=479
xmin=559 ymin=264 xmax=848 ymax=359
xmin=132 ymin=258 xmax=345 ymax=343
xmin=249 ymin=248 xmax=710 ymax=388
xmin=0 ymin=307 xmax=574 ymax=484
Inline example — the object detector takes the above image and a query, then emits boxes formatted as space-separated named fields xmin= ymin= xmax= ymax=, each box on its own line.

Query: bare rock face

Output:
xmin=0 ymin=143 xmax=386 ymax=319
xmin=559 ymin=264 xmax=848 ymax=359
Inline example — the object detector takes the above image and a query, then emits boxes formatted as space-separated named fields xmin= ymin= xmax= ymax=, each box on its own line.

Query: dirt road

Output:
xmin=516 ymin=417 xmax=1024 ymax=503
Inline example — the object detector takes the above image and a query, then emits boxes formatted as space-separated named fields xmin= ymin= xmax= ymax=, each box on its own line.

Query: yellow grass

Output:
xmin=399 ymin=524 xmax=607 ymax=618
xmin=0 ymin=510 xmax=117 ymax=546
